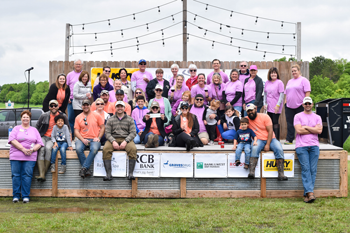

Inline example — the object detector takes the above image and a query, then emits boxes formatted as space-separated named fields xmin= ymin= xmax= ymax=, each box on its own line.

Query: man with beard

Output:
xmin=108 ymin=89 xmax=132 ymax=116
xmin=90 ymin=90 xmax=113 ymax=114
xmin=189 ymin=94 xmax=210 ymax=145
xmin=74 ymin=100 xmax=105 ymax=178
xmin=103 ymin=101 xmax=137 ymax=181
xmin=35 ymin=100 xmax=70 ymax=181
xmin=245 ymin=103 xmax=287 ymax=180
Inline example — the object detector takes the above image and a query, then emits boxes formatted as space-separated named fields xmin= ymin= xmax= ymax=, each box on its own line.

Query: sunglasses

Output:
xmin=195 ymin=98 xmax=203 ymax=101
xmin=304 ymin=103 xmax=312 ymax=105
xmin=189 ymin=69 xmax=197 ymax=72
xmin=96 ymin=103 xmax=104 ymax=106
xmin=240 ymin=65 xmax=247 ymax=67
xmin=104 ymin=70 xmax=111 ymax=73
xmin=152 ymin=107 xmax=159 ymax=110
xmin=82 ymin=104 xmax=90 ymax=106
xmin=50 ymin=104 xmax=58 ymax=108
xmin=135 ymin=92 xmax=142 ymax=94
xmin=84 ymin=117 xmax=88 ymax=125
xmin=181 ymin=107 xmax=188 ymax=110
xmin=155 ymin=89 xmax=162 ymax=92
xmin=140 ymin=63 xmax=146 ymax=65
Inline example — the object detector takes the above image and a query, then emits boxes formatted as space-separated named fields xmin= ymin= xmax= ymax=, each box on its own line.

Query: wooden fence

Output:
xmin=49 ymin=61 xmax=309 ymax=140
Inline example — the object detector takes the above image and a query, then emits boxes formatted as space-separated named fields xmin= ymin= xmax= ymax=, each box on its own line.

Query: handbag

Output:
xmin=165 ymin=124 xmax=173 ymax=134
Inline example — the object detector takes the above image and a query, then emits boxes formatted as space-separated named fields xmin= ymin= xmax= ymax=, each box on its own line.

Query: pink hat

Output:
xmin=250 ymin=65 xmax=258 ymax=70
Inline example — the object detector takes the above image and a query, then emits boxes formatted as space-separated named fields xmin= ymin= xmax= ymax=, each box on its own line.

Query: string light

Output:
xmin=110 ymin=43 xmax=112 ymax=49
xmin=187 ymin=33 xmax=189 ymax=42
xmin=238 ymin=47 xmax=241 ymax=55
xmin=241 ymin=29 xmax=244 ymax=36
xmin=82 ymin=24 xmax=84 ymax=31
xmin=281 ymin=21 xmax=284 ymax=29
xmin=263 ymin=51 xmax=266 ymax=59
xmin=256 ymin=42 xmax=258 ymax=50
xmin=136 ymin=37 xmax=139 ymax=43
xmin=108 ymin=19 xmax=111 ymax=27
xmin=255 ymin=17 xmax=258 ymax=25
xmin=146 ymin=23 xmax=149 ymax=31
xmin=111 ymin=50 xmax=113 ymax=57
xmin=95 ymin=33 xmax=97 ymax=41
xmin=133 ymin=14 xmax=136 ymax=21
xmin=162 ymin=39 xmax=165 ymax=47
xmin=282 ymin=45 xmax=285 ymax=53
xmin=137 ymin=44 xmax=139 ymax=53
xmin=230 ymin=37 xmax=232 ymax=45
xmin=172 ymin=15 xmax=174 ymax=23
xmin=220 ymin=24 xmax=222 ymax=32
xmin=227 ymin=25 xmax=231 ymax=33
xmin=194 ymin=14 xmax=197 ymax=22
xmin=204 ymin=29 xmax=207 ymax=37
xmin=230 ymin=11 xmax=233 ymax=19
xmin=121 ymin=29 xmax=124 ymax=38
xmin=161 ymin=29 xmax=164 ymax=38
xmin=293 ymin=33 xmax=296 ymax=41
xmin=205 ymin=4 xmax=208 ymax=10
xmin=267 ymin=32 xmax=269 ymax=40
xmin=212 ymin=41 xmax=214 ymax=49
xmin=84 ymin=46 xmax=86 ymax=53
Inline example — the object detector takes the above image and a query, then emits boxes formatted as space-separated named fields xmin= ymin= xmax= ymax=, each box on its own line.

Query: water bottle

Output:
xmin=7 ymin=100 xmax=11 ymax=107
xmin=8 ymin=126 xmax=13 ymax=138
xmin=164 ymin=136 xmax=168 ymax=147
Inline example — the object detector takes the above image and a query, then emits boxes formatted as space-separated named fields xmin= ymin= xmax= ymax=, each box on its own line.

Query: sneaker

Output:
xmin=23 ymin=198 xmax=29 ymax=203
xmin=244 ymin=164 xmax=249 ymax=169
xmin=12 ymin=198 xmax=19 ymax=203
xmin=79 ymin=168 xmax=87 ymax=178
xmin=59 ymin=165 xmax=66 ymax=174
xmin=235 ymin=160 xmax=241 ymax=166
xmin=50 ymin=164 xmax=56 ymax=173
xmin=284 ymin=141 xmax=293 ymax=145
xmin=85 ymin=169 xmax=92 ymax=177
xmin=208 ymin=140 xmax=214 ymax=146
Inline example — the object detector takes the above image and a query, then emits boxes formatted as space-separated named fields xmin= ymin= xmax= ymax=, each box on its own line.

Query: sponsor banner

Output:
xmin=262 ymin=153 xmax=294 ymax=178
xmin=194 ymin=153 xmax=227 ymax=178
xmin=134 ymin=153 xmax=160 ymax=177
xmin=93 ymin=152 xmax=127 ymax=177
xmin=91 ymin=67 xmax=269 ymax=88
xmin=227 ymin=153 xmax=260 ymax=178
xmin=160 ymin=153 xmax=193 ymax=177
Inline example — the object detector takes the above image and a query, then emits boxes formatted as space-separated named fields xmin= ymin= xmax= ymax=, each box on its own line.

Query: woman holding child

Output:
xmin=168 ymin=74 xmax=189 ymax=107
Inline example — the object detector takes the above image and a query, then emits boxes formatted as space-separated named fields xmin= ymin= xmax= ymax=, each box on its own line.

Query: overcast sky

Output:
xmin=1 ymin=0 xmax=349 ymax=85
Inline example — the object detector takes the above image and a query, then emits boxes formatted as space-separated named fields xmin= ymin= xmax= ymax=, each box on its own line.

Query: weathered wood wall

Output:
xmin=49 ymin=61 xmax=309 ymax=140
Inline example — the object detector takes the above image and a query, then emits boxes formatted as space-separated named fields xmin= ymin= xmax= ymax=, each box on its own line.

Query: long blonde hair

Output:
xmin=132 ymin=88 xmax=148 ymax=108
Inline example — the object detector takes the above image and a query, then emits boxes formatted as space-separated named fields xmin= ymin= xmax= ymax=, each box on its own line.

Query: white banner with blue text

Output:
xmin=160 ymin=153 xmax=193 ymax=177
xmin=134 ymin=152 xmax=160 ymax=177
xmin=93 ymin=152 xmax=127 ymax=177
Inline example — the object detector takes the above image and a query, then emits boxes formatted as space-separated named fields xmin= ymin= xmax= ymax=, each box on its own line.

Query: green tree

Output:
xmin=310 ymin=56 xmax=340 ymax=81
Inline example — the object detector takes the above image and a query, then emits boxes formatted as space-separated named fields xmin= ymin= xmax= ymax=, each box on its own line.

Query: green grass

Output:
xmin=0 ymin=162 xmax=349 ymax=232
xmin=0 ymin=103 xmax=42 ymax=109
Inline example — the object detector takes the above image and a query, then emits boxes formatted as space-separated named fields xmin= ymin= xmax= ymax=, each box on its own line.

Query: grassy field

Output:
xmin=0 ymin=162 xmax=349 ymax=232
xmin=0 ymin=103 xmax=42 ymax=109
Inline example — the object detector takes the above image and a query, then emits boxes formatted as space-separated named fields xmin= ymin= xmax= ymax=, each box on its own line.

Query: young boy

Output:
xmin=232 ymin=118 xmax=257 ymax=169
xmin=50 ymin=115 xmax=73 ymax=174
xmin=131 ymin=95 xmax=149 ymax=144
xmin=205 ymin=100 xmax=220 ymax=145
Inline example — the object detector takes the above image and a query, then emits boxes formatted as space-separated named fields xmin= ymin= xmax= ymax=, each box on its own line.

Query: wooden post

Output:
xmin=65 ymin=23 xmax=70 ymax=61
xmin=260 ymin=154 xmax=266 ymax=198
xmin=339 ymin=150 xmax=348 ymax=197
xmin=182 ymin=0 xmax=187 ymax=62
xmin=52 ymin=152 xmax=59 ymax=197
xmin=131 ymin=178 xmax=138 ymax=198
xmin=180 ymin=178 xmax=186 ymax=198
xmin=296 ymin=22 xmax=301 ymax=61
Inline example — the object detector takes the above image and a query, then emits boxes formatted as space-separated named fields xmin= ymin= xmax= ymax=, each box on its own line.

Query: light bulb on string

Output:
xmin=95 ymin=33 xmax=97 ymax=41
xmin=121 ymin=29 xmax=124 ymax=38
xmin=263 ymin=51 xmax=266 ymax=60
xmin=146 ymin=23 xmax=149 ymax=32
xmin=226 ymin=25 xmax=231 ymax=33
xmin=205 ymin=4 xmax=208 ymax=10
xmin=187 ymin=33 xmax=189 ymax=42
xmin=136 ymin=37 xmax=139 ymax=43
xmin=241 ymin=29 xmax=244 ymax=37
xmin=282 ymin=45 xmax=285 ymax=53
xmin=108 ymin=19 xmax=111 ymax=27
xmin=267 ymin=32 xmax=269 ymax=40
xmin=82 ymin=24 xmax=84 ymax=31
xmin=230 ymin=11 xmax=233 ymax=19
xmin=255 ymin=17 xmax=258 ymax=25
xmin=110 ymin=43 xmax=112 ymax=49
xmin=111 ymin=50 xmax=113 ymax=57
xmin=84 ymin=46 xmax=86 ymax=54
xmin=158 ymin=6 xmax=160 ymax=14
xmin=238 ymin=47 xmax=241 ymax=55
xmin=281 ymin=21 xmax=284 ymax=29
xmin=230 ymin=37 xmax=232 ymax=45
xmin=162 ymin=39 xmax=165 ymax=47
xmin=212 ymin=41 xmax=214 ymax=49
xmin=161 ymin=29 xmax=164 ymax=38
xmin=172 ymin=15 xmax=174 ymax=23
xmin=204 ymin=30 xmax=207 ymax=37
xmin=194 ymin=14 xmax=197 ymax=22
xmin=293 ymin=33 xmax=296 ymax=41
xmin=220 ymin=24 xmax=222 ymax=32
xmin=137 ymin=45 xmax=139 ymax=53
xmin=133 ymin=14 xmax=136 ymax=21
xmin=256 ymin=42 xmax=258 ymax=50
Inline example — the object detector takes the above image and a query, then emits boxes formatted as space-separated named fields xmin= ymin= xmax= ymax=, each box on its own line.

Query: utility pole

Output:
xmin=297 ymin=22 xmax=301 ymax=61
xmin=183 ymin=0 xmax=187 ymax=62
xmin=65 ymin=23 xmax=70 ymax=61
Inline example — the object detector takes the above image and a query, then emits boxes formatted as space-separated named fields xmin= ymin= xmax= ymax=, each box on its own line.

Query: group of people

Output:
xmin=8 ymin=58 xmax=322 ymax=204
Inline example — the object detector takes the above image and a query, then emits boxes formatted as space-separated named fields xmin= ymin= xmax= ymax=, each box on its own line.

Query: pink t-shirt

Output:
xmin=169 ymin=77 xmax=186 ymax=87
xmin=8 ymin=126 xmax=44 ymax=161
xmin=66 ymin=70 xmax=81 ymax=99
xmin=294 ymin=112 xmax=322 ymax=148
xmin=224 ymin=81 xmax=243 ymax=106
xmin=153 ymin=97 xmax=165 ymax=114
xmin=239 ymin=73 xmax=250 ymax=84
xmin=157 ymin=79 xmax=164 ymax=88
xmin=207 ymin=71 xmax=229 ymax=85
xmin=168 ymin=85 xmax=189 ymax=107
xmin=108 ymin=91 xmax=128 ymax=103
xmin=191 ymin=84 xmax=212 ymax=105
xmin=265 ymin=79 xmax=284 ymax=114
xmin=244 ymin=78 xmax=256 ymax=103
xmin=285 ymin=76 xmax=311 ymax=109
xmin=131 ymin=70 xmax=153 ymax=96
xmin=210 ymin=83 xmax=225 ymax=101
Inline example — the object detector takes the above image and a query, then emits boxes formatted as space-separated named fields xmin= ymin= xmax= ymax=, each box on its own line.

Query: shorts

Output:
xmin=198 ymin=132 xmax=209 ymax=141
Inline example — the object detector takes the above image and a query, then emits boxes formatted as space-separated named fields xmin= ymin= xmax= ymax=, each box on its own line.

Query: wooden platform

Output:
xmin=0 ymin=140 xmax=347 ymax=199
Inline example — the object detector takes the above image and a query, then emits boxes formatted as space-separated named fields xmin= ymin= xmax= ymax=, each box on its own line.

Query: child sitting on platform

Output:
xmin=172 ymin=91 xmax=191 ymax=117
xmin=50 ymin=115 xmax=73 ymax=174
xmin=232 ymin=118 xmax=257 ymax=169
xmin=205 ymin=100 xmax=220 ymax=145
xmin=217 ymin=105 xmax=240 ymax=141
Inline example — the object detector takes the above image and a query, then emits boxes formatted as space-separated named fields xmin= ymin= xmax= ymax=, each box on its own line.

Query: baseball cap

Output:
xmin=151 ymin=101 xmax=160 ymax=108
xmin=49 ymin=100 xmax=58 ymax=105
xmin=82 ymin=99 xmax=91 ymax=105
xmin=155 ymin=84 xmax=163 ymax=90
xmin=115 ymin=101 xmax=125 ymax=107
xmin=195 ymin=94 xmax=204 ymax=99
xmin=246 ymin=103 xmax=256 ymax=111
xmin=303 ymin=97 xmax=313 ymax=104
xmin=138 ymin=59 xmax=147 ymax=64
xmin=180 ymin=102 xmax=189 ymax=109
xmin=100 ymin=90 xmax=109 ymax=95
xmin=250 ymin=65 xmax=258 ymax=70
xmin=115 ymin=89 xmax=124 ymax=95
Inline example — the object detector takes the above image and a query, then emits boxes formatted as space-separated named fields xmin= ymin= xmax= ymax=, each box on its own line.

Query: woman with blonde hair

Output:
xmin=168 ymin=74 xmax=189 ymax=107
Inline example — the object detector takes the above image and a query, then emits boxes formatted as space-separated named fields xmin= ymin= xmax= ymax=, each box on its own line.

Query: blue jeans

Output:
xmin=11 ymin=160 xmax=36 ymax=199
xmin=134 ymin=134 xmax=141 ymax=144
xmin=67 ymin=99 xmax=75 ymax=137
xmin=143 ymin=132 xmax=164 ymax=146
xmin=235 ymin=142 xmax=251 ymax=165
xmin=221 ymin=129 xmax=237 ymax=140
xmin=51 ymin=141 xmax=68 ymax=165
xmin=251 ymin=138 xmax=284 ymax=159
xmin=75 ymin=139 xmax=101 ymax=169
xmin=296 ymin=146 xmax=320 ymax=196
xmin=233 ymin=106 xmax=242 ymax=116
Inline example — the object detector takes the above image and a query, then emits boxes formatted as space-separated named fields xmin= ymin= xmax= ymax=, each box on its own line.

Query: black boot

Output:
xmin=103 ymin=160 xmax=113 ymax=181
xmin=273 ymin=124 xmax=280 ymax=141
xmin=128 ymin=159 xmax=136 ymax=180
xmin=276 ymin=159 xmax=288 ymax=181
xmin=248 ymin=157 xmax=258 ymax=179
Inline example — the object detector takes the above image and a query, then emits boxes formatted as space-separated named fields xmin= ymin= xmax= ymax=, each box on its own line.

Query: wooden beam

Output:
xmin=57 ymin=189 xmax=131 ymax=198
xmin=136 ymin=190 xmax=180 ymax=198
xmin=0 ymin=189 xmax=52 ymax=197
xmin=52 ymin=155 xmax=59 ymax=197
xmin=180 ymin=178 xmax=186 ymax=198
xmin=260 ymin=156 xmax=266 ymax=198
xmin=339 ymin=150 xmax=348 ymax=197
xmin=266 ymin=190 xmax=342 ymax=198
xmin=131 ymin=178 xmax=138 ymax=198
xmin=186 ymin=190 xmax=261 ymax=198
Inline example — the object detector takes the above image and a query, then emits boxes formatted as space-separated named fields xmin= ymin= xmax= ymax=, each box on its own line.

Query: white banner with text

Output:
xmin=227 ymin=153 xmax=260 ymax=178
xmin=93 ymin=152 xmax=127 ymax=177
xmin=262 ymin=153 xmax=295 ymax=178
xmin=134 ymin=152 xmax=160 ymax=177
xmin=194 ymin=153 xmax=227 ymax=178
xmin=160 ymin=153 xmax=193 ymax=177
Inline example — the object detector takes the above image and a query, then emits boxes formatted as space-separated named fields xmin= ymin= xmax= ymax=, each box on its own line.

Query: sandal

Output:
xmin=235 ymin=160 xmax=241 ymax=166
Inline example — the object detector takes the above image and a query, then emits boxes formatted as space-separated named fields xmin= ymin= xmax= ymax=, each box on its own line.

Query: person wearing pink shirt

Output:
xmin=169 ymin=64 xmax=186 ymax=87
xmin=294 ymin=97 xmax=322 ymax=203
xmin=146 ymin=68 xmax=170 ymax=100
xmin=284 ymin=64 xmax=311 ymax=145
xmin=109 ymin=79 xmax=128 ymax=103
xmin=239 ymin=61 xmax=250 ymax=83
xmin=191 ymin=73 xmax=212 ymax=106
xmin=66 ymin=59 xmax=83 ymax=137
xmin=242 ymin=65 xmax=263 ymax=116
xmin=206 ymin=59 xmax=229 ymax=85
xmin=92 ymin=66 xmax=115 ymax=88
xmin=131 ymin=59 xmax=153 ymax=100
xmin=263 ymin=67 xmax=285 ymax=140
xmin=169 ymin=74 xmax=189 ymax=108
